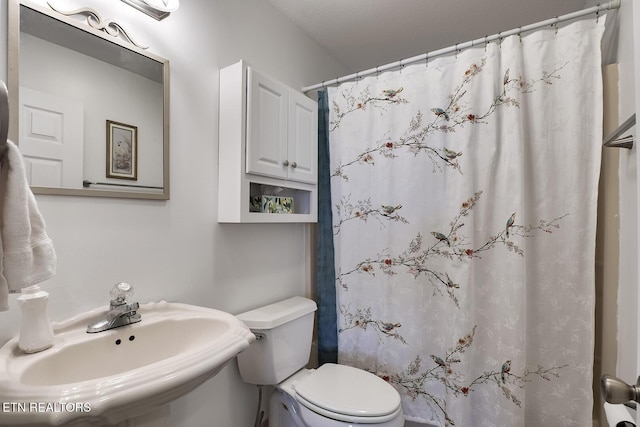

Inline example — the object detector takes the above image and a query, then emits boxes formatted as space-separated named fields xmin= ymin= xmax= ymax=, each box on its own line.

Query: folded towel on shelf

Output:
xmin=0 ymin=140 xmax=56 ymax=311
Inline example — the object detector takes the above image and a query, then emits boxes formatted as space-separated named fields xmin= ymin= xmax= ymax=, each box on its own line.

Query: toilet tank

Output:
xmin=236 ymin=296 xmax=317 ymax=385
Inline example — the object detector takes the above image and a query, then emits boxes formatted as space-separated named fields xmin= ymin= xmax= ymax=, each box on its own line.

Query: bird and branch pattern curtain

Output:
xmin=325 ymin=18 xmax=604 ymax=426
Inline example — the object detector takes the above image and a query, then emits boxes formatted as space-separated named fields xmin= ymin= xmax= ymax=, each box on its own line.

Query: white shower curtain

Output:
xmin=327 ymin=17 xmax=604 ymax=426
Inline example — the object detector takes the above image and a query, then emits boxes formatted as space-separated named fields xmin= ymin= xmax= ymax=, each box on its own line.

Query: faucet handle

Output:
xmin=110 ymin=282 xmax=134 ymax=306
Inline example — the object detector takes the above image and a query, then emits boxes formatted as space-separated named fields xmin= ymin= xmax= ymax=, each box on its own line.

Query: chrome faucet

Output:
xmin=87 ymin=282 xmax=142 ymax=333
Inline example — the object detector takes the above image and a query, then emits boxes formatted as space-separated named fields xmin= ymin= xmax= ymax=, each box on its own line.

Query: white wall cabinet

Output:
xmin=246 ymin=69 xmax=317 ymax=184
xmin=218 ymin=60 xmax=318 ymax=223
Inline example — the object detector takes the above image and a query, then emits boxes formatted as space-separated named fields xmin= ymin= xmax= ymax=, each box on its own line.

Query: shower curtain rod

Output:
xmin=302 ymin=0 xmax=621 ymax=93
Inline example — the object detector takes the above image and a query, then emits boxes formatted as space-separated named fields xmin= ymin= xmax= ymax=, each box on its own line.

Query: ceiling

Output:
xmin=268 ymin=0 xmax=597 ymax=73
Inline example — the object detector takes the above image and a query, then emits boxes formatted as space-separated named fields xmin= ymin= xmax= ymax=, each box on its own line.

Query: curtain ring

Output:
xmin=553 ymin=16 xmax=559 ymax=34
xmin=425 ymin=54 xmax=429 ymax=68
xmin=376 ymin=66 xmax=380 ymax=79
xmin=596 ymin=4 xmax=601 ymax=22
xmin=518 ymin=27 xmax=522 ymax=43
xmin=484 ymin=35 xmax=489 ymax=52
xmin=454 ymin=43 xmax=459 ymax=58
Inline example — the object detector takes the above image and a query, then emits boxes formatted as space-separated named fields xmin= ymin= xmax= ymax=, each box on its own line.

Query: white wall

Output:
xmin=0 ymin=0 xmax=348 ymax=425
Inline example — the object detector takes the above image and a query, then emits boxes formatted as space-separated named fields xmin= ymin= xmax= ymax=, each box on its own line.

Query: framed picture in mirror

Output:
xmin=107 ymin=120 xmax=138 ymax=180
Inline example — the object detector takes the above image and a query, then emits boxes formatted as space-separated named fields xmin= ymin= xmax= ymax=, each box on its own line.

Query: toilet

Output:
xmin=236 ymin=296 xmax=404 ymax=427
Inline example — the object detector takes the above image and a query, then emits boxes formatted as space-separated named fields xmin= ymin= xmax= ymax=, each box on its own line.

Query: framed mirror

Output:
xmin=8 ymin=0 xmax=170 ymax=200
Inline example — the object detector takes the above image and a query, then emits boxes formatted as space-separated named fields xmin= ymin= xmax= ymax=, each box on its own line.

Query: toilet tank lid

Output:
xmin=236 ymin=296 xmax=317 ymax=330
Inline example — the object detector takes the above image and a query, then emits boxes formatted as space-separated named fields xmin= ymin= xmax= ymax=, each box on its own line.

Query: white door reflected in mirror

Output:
xmin=19 ymin=87 xmax=84 ymax=189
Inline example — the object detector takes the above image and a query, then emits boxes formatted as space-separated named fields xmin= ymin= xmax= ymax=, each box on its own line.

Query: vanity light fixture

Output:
xmin=47 ymin=2 xmax=149 ymax=49
xmin=121 ymin=0 xmax=179 ymax=21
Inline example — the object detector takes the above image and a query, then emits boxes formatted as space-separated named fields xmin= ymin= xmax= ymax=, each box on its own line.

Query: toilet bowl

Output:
xmin=236 ymin=297 xmax=404 ymax=427
xmin=271 ymin=365 xmax=404 ymax=427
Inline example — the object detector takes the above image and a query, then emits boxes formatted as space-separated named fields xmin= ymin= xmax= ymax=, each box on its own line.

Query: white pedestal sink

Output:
xmin=0 ymin=301 xmax=255 ymax=426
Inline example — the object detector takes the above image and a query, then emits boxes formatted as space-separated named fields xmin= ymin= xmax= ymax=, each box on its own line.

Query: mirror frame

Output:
xmin=7 ymin=0 xmax=170 ymax=200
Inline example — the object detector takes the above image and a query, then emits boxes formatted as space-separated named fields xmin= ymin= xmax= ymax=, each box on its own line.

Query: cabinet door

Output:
xmin=287 ymin=90 xmax=318 ymax=184
xmin=246 ymin=68 xmax=288 ymax=179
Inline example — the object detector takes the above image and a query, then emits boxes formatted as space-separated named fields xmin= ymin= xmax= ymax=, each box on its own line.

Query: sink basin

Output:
xmin=0 ymin=301 xmax=255 ymax=425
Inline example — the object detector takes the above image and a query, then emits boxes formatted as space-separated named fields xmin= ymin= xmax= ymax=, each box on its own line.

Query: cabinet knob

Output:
xmin=291 ymin=162 xmax=297 ymax=168
xmin=283 ymin=160 xmax=289 ymax=167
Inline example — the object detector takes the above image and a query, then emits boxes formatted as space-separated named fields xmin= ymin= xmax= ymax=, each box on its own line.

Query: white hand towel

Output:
xmin=0 ymin=140 xmax=56 ymax=311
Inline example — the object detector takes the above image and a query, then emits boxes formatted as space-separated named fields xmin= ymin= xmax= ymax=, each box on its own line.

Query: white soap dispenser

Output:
xmin=17 ymin=285 xmax=54 ymax=353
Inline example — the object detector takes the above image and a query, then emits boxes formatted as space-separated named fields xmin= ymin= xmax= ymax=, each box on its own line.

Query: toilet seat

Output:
xmin=293 ymin=364 xmax=402 ymax=423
